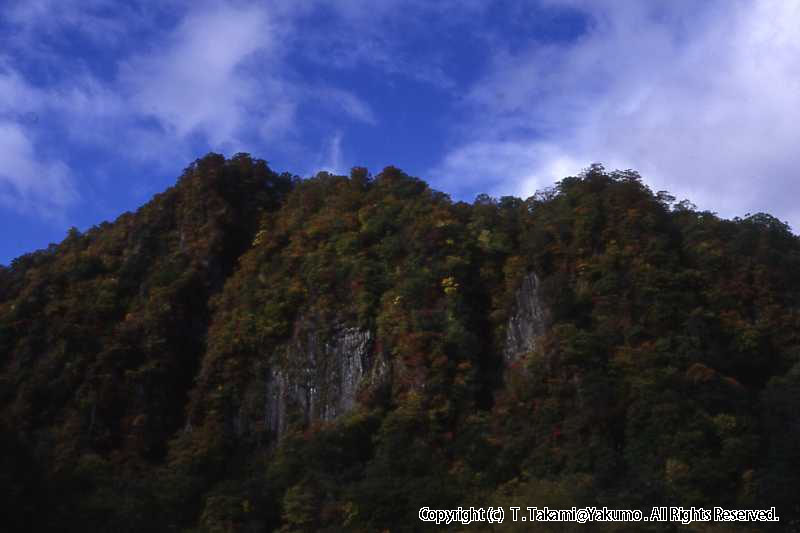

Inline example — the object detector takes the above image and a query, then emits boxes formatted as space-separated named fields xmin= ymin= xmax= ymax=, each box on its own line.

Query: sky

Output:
xmin=1 ymin=0 xmax=799 ymax=265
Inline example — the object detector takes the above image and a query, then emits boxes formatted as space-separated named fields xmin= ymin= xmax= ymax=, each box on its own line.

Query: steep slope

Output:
xmin=2 ymin=159 xmax=800 ymax=532
xmin=0 ymin=153 xmax=292 ymax=531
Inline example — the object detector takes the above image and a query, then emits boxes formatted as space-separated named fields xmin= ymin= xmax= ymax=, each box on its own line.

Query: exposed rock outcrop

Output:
xmin=503 ymin=272 xmax=548 ymax=364
xmin=264 ymin=321 xmax=385 ymax=439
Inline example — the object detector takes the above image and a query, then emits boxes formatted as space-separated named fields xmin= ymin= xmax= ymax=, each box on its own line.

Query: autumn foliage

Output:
xmin=1 ymin=156 xmax=798 ymax=531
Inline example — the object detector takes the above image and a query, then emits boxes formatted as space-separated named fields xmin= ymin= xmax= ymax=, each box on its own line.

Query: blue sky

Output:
xmin=1 ymin=0 xmax=799 ymax=265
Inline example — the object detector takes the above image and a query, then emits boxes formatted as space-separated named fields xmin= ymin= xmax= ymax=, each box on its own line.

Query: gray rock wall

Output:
xmin=258 ymin=271 xmax=546 ymax=441
xmin=503 ymin=272 xmax=548 ymax=364
xmin=263 ymin=321 xmax=384 ymax=439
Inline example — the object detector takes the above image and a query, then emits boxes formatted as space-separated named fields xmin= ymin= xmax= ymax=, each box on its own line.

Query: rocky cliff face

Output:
xmin=503 ymin=272 xmax=548 ymax=363
xmin=263 ymin=319 xmax=386 ymax=439
xmin=255 ymin=269 xmax=549 ymax=439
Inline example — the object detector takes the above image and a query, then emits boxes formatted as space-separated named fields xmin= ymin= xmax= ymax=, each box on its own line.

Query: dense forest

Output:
xmin=2 ymin=153 xmax=799 ymax=532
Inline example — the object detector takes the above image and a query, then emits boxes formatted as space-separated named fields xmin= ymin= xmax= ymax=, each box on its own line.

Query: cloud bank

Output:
xmin=434 ymin=0 xmax=800 ymax=227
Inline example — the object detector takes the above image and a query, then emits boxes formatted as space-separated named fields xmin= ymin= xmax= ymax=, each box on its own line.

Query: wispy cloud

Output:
xmin=433 ymin=0 xmax=800 ymax=227
xmin=433 ymin=141 xmax=583 ymax=199
xmin=0 ymin=0 xmax=385 ymax=217
xmin=119 ymin=2 xmax=277 ymax=148
xmin=0 ymin=62 xmax=78 ymax=218
xmin=0 ymin=64 xmax=44 ymax=113
xmin=0 ymin=121 xmax=77 ymax=217
xmin=317 ymin=131 xmax=345 ymax=175
xmin=314 ymin=88 xmax=376 ymax=125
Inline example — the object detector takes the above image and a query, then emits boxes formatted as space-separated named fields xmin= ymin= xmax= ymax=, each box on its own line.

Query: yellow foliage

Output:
xmin=441 ymin=276 xmax=459 ymax=294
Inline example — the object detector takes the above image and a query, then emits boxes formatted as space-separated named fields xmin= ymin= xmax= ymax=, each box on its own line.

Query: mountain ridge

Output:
xmin=2 ymin=154 xmax=799 ymax=532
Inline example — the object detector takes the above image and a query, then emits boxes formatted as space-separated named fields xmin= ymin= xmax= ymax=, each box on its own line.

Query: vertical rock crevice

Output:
xmin=503 ymin=272 xmax=548 ymax=364
xmin=263 ymin=321 xmax=385 ymax=440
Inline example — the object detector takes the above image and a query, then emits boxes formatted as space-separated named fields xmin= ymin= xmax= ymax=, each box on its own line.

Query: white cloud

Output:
xmin=433 ymin=140 xmax=583 ymax=200
xmin=0 ymin=65 xmax=43 ymax=114
xmin=0 ymin=65 xmax=78 ymax=218
xmin=315 ymin=88 xmax=376 ymax=125
xmin=112 ymin=1 xmax=380 ymax=155
xmin=317 ymin=131 xmax=345 ymax=175
xmin=0 ymin=121 xmax=77 ymax=217
xmin=434 ymin=0 xmax=800 ymax=228
xmin=119 ymin=3 xmax=277 ymax=148
xmin=0 ymin=0 xmax=385 ymax=217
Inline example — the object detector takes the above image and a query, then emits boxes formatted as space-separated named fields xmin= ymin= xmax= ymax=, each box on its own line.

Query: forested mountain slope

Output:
xmin=1 ymin=154 xmax=799 ymax=532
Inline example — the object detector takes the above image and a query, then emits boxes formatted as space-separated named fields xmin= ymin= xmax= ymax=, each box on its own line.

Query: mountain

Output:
xmin=1 ymin=154 xmax=799 ymax=532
